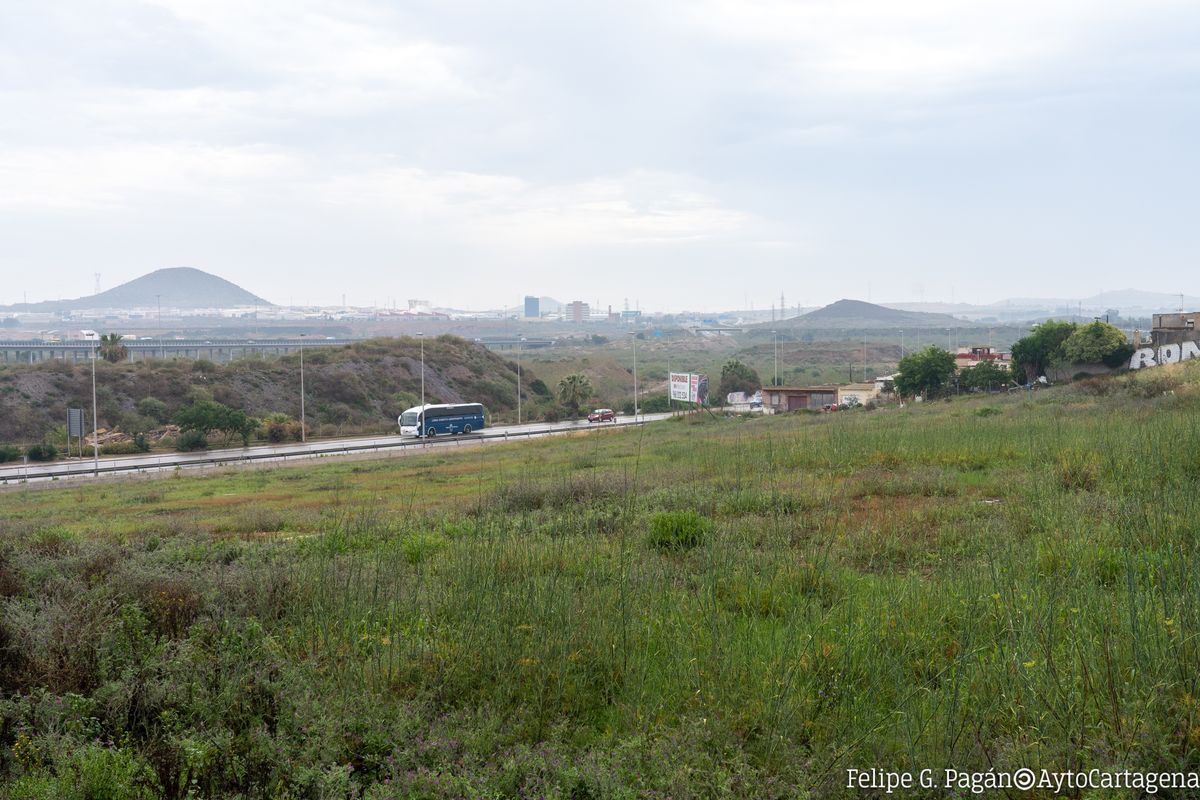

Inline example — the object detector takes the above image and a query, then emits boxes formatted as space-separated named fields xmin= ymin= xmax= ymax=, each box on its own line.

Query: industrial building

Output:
xmin=1151 ymin=312 xmax=1200 ymax=347
xmin=566 ymin=301 xmax=590 ymax=323
xmin=762 ymin=382 xmax=882 ymax=411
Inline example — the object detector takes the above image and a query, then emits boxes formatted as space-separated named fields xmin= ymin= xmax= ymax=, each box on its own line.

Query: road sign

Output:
xmin=68 ymin=408 xmax=84 ymax=437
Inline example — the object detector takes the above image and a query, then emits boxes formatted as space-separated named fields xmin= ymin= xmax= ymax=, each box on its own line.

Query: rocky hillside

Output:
xmin=0 ymin=336 xmax=553 ymax=444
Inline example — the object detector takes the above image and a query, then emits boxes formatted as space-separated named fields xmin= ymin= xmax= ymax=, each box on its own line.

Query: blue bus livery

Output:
xmin=398 ymin=403 xmax=486 ymax=437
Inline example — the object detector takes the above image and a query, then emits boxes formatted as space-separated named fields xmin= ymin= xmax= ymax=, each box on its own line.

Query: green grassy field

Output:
xmin=0 ymin=363 xmax=1198 ymax=798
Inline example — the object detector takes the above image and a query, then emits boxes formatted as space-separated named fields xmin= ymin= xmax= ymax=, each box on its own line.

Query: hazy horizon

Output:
xmin=3 ymin=1 xmax=1198 ymax=311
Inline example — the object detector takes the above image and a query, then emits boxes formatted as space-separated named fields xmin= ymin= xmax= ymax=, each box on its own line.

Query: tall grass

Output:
xmin=1 ymin=368 xmax=1199 ymax=796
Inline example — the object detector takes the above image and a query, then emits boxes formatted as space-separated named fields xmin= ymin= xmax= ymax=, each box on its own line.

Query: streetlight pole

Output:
xmin=899 ymin=329 xmax=904 ymax=360
xmin=156 ymin=294 xmax=163 ymax=360
xmin=418 ymin=332 xmax=425 ymax=440
xmin=299 ymin=334 xmax=306 ymax=443
xmin=666 ymin=334 xmax=671 ymax=414
xmin=90 ymin=341 xmax=99 ymax=477
xmin=517 ymin=336 xmax=524 ymax=425
xmin=631 ymin=332 xmax=639 ymax=420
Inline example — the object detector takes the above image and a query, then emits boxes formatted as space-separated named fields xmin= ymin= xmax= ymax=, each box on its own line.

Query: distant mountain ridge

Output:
xmin=888 ymin=289 xmax=1200 ymax=318
xmin=1 ymin=267 xmax=272 ymax=312
xmin=766 ymin=299 xmax=979 ymax=330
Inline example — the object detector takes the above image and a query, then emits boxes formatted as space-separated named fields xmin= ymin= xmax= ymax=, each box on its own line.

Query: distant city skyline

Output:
xmin=2 ymin=1 xmax=1198 ymax=310
xmin=6 ymin=268 xmax=1194 ymax=319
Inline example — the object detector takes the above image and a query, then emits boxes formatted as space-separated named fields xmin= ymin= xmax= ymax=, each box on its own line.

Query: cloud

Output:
xmin=320 ymin=166 xmax=755 ymax=245
xmin=1 ymin=0 xmax=1198 ymax=308
xmin=0 ymin=144 xmax=300 ymax=211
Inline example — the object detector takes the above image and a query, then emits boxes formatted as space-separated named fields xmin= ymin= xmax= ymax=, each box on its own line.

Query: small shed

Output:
xmin=762 ymin=385 xmax=839 ymax=411
xmin=837 ymin=383 xmax=880 ymax=407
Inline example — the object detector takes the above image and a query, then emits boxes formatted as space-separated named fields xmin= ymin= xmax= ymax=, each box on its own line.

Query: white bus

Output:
xmin=398 ymin=403 xmax=486 ymax=437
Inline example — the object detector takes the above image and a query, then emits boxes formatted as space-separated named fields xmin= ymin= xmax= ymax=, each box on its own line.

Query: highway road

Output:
xmin=0 ymin=413 xmax=674 ymax=485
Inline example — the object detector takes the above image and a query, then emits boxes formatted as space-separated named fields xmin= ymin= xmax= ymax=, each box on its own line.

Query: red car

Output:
xmin=588 ymin=408 xmax=616 ymax=423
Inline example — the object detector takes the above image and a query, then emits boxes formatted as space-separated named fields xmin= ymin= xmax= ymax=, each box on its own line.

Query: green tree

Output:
xmin=223 ymin=409 xmax=260 ymax=446
xmin=895 ymin=346 xmax=957 ymax=398
xmin=1010 ymin=321 xmax=1075 ymax=380
xmin=98 ymin=333 xmax=128 ymax=363
xmin=961 ymin=360 xmax=1011 ymax=392
xmin=718 ymin=358 xmax=761 ymax=400
xmin=1061 ymin=321 xmax=1133 ymax=367
xmin=173 ymin=400 xmax=232 ymax=437
xmin=557 ymin=373 xmax=593 ymax=418
xmin=175 ymin=400 xmax=260 ymax=445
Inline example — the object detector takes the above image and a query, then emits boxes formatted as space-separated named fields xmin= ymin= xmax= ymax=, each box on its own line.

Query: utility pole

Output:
xmin=90 ymin=343 xmax=99 ymax=477
xmin=418 ymin=332 xmax=425 ymax=442
xmin=516 ymin=337 xmax=524 ymax=425
xmin=666 ymin=333 xmax=671 ymax=413
xmin=299 ymin=334 xmax=307 ymax=443
xmin=631 ymin=332 xmax=639 ymax=420
xmin=772 ymin=330 xmax=778 ymax=387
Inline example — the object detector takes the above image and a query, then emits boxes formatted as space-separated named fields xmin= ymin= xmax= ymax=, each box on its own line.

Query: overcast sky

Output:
xmin=1 ymin=1 xmax=1197 ymax=311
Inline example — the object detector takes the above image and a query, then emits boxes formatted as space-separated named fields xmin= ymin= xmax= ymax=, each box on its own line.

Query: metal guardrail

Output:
xmin=0 ymin=418 xmax=648 ymax=484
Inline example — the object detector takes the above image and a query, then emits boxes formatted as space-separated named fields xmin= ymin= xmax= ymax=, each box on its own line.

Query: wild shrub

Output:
xmin=5 ymin=591 xmax=113 ymax=693
xmin=494 ymin=475 xmax=623 ymax=513
xmin=0 ymin=444 xmax=21 ymax=463
xmin=136 ymin=396 xmax=169 ymax=422
xmin=25 ymin=443 xmax=58 ymax=462
xmin=400 ymin=532 xmax=448 ymax=566
xmin=140 ymin=576 xmax=204 ymax=638
xmin=716 ymin=490 xmax=808 ymax=516
xmin=70 ymin=745 xmax=158 ymax=800
xmin=176 ymin=430 xmax=208 ymax=452
xmin=1056 ymin=449 xmax=1102 ymax=491
xmin=263 ymin=413 xmax=303 ymax=442
xmin=869 ymin=451 xmax=903 ymax=469
xmin=0 ymin=547 xmax=24 ymax=597
xmin=28 ymin=527 xmax=78 ymax=557
xmin=974 ymin=406 xmax=1001 ymax=417
xmin=102 ymin=438 xmax=150 ymax=456
xmin=786 ymin=562 xmax=845 ymax=606
xmin=1126 ymin=371 xmax=1180 ymax=398
xmin=647 ymin=510 xmax=710 ymax=550
xmin=1076 ymin=377 xmax=1113 ymax=396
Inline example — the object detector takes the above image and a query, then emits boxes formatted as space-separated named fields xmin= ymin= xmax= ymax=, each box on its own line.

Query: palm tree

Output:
xmin=557 ymin=373 xmax=593 ymax=418
xmin=98 ymin=333 xmax=128 ymax=363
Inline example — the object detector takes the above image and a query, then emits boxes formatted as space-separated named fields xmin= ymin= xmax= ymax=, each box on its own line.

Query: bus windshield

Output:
xmin=399 ymin=411 xmax=420 ymax=426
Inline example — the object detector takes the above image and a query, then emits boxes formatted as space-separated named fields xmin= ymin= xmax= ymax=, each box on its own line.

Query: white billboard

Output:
xmin=669 ymin=372 xmax=691 ymax=401
xmin=669 ymin=372 xmax=708 ymax=403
